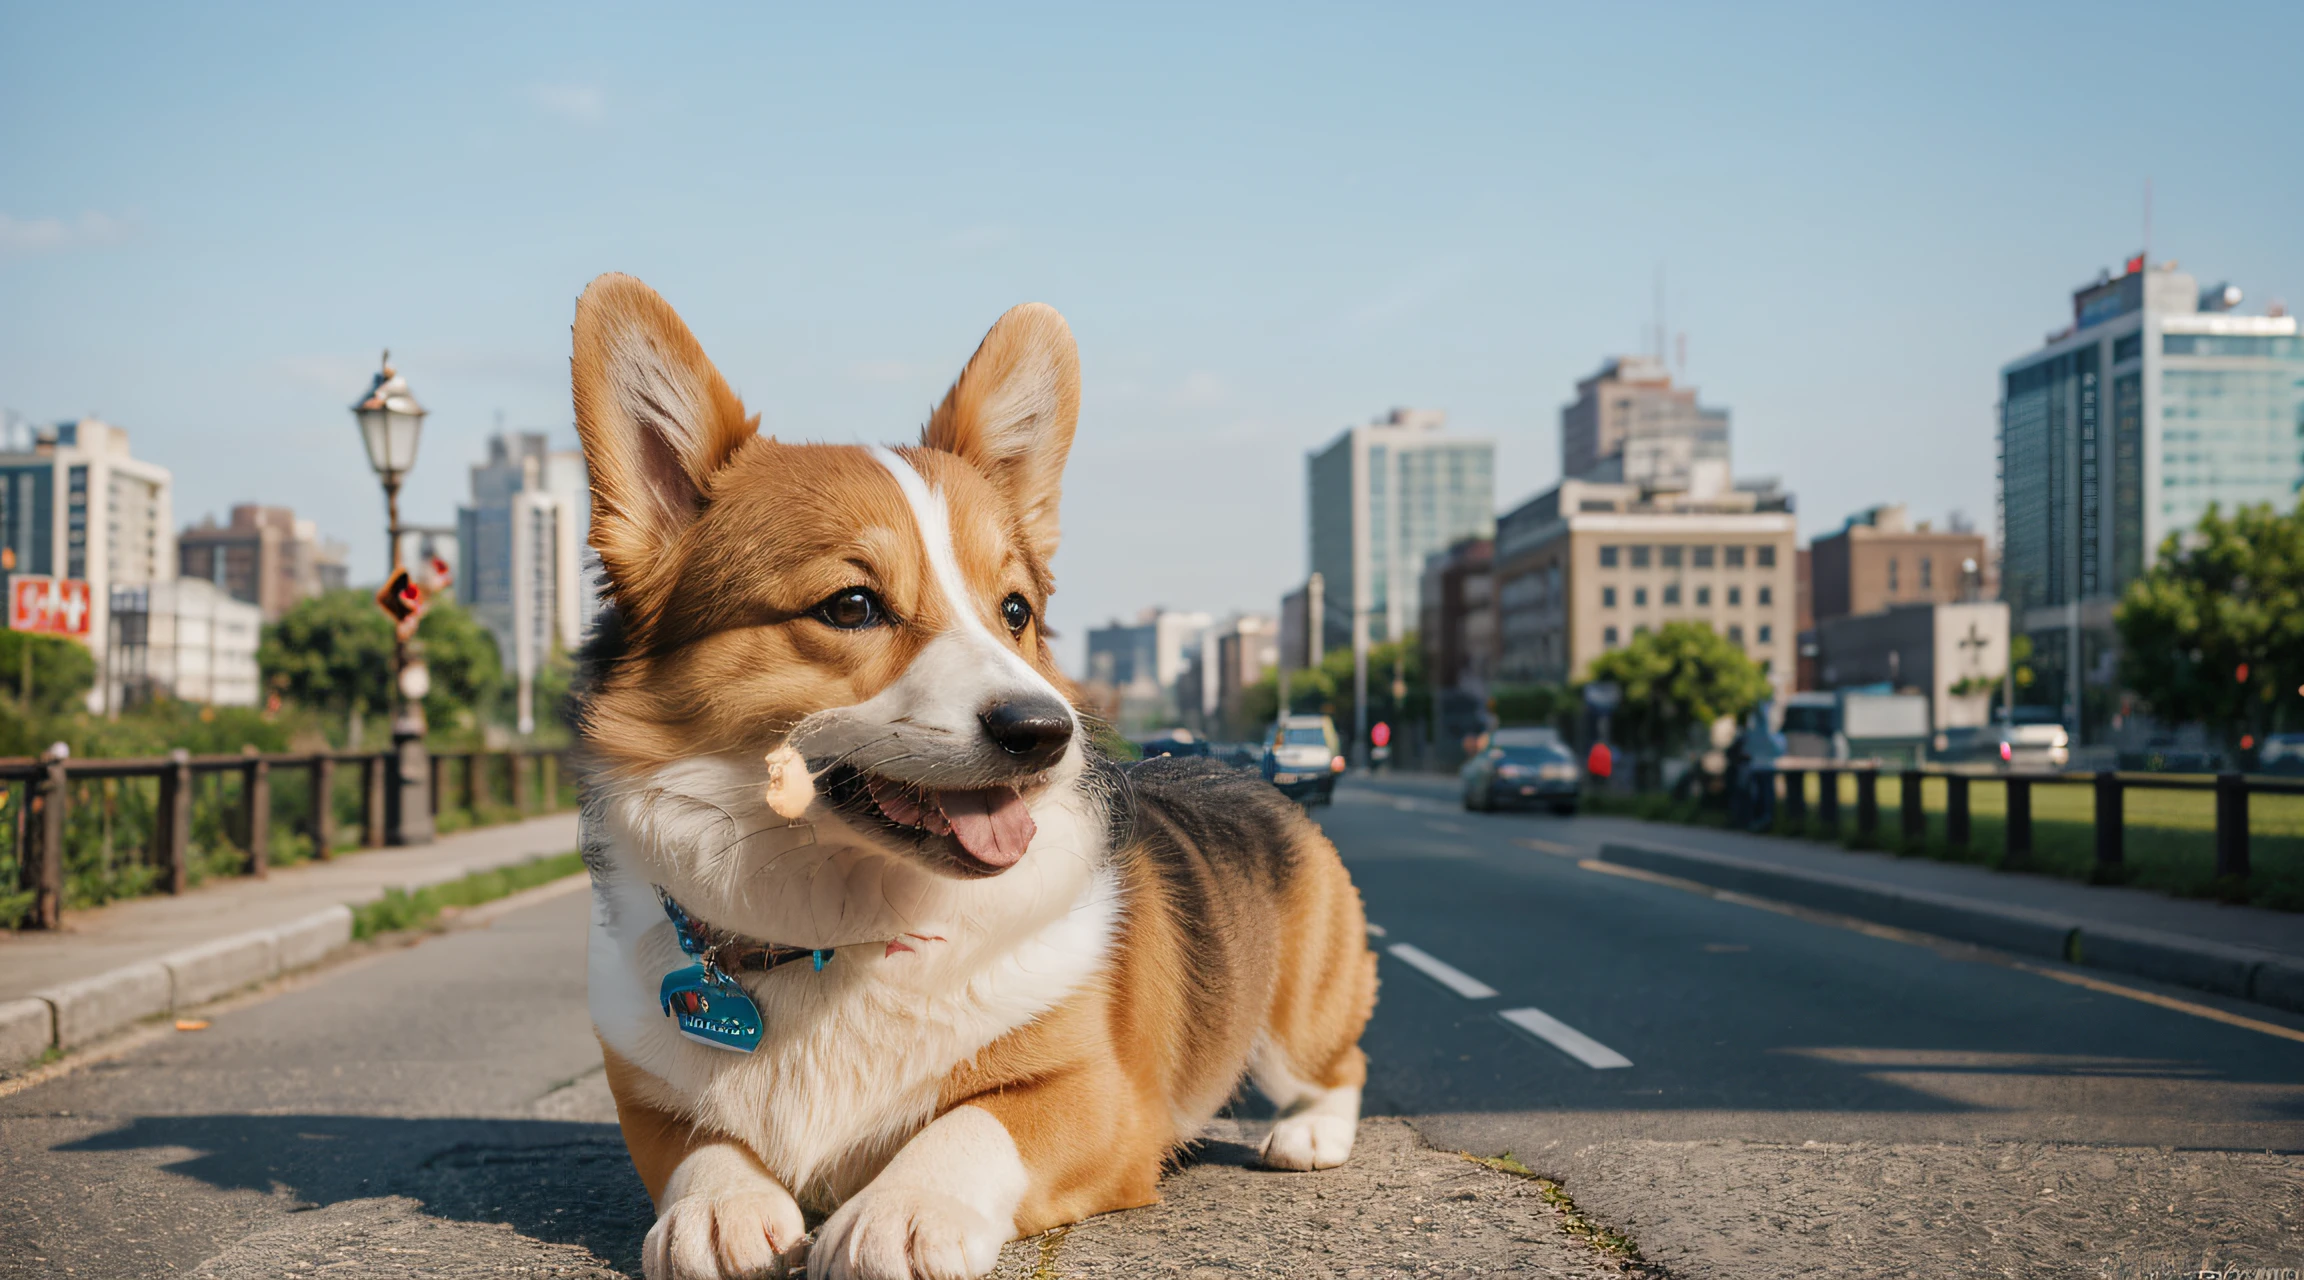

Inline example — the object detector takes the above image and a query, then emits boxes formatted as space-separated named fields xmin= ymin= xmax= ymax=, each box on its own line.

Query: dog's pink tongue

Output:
xmin=935 ymin=787 xmax=1035 ymax=868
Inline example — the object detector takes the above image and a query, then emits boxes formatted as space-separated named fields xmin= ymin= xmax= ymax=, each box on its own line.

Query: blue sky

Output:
xmin=4 ymin=2 xmax=2300 ymax=672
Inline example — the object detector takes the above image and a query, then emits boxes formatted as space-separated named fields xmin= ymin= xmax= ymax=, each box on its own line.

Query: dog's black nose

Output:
xmin=979 ymin=697 xmax=1074 ymax=769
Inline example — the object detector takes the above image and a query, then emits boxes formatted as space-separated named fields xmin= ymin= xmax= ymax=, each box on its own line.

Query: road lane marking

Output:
xmin=2011 ymin=962 xmax=2304 ymax=1047
xmin=1365 ymin=921 xmax=1389 ymax=938
xmin=1385 ymin=943 xmax=1499 ymax=999
xmin=1497 ymin=1006 xmax=1634 ymax=1069
xmin=1516 ymin=837 xmax=1583 ymax=857
xmin=1573 ymin=857 xmax=2304 ymax=1048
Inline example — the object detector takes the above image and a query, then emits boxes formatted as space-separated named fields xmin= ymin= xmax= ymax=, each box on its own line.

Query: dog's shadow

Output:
xmin=58 ymin=1112 xmax=653 ymax=1272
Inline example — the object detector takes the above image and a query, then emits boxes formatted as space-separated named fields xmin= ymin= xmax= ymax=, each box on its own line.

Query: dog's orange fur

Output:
xmin=574 ymin=273 xmax=1375 ymax=1265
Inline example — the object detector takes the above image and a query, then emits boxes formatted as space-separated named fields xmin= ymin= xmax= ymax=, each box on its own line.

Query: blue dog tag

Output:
xmin=659 ymin=964 xmax=763 ymax=1053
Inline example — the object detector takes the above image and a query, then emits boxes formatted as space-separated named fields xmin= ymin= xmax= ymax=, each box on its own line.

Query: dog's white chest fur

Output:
xmin=585 ymin=754 xmax=1117 ymax=1206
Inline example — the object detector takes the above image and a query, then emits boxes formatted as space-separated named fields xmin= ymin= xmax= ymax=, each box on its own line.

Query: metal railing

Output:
xmin=1761 ymin=760 xmax=2304 ymax=883
xmin=7 ymin=748 xmax=570 ymax=930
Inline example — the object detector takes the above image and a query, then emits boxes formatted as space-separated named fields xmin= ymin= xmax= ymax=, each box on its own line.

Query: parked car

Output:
xmin=1262 ymin=715 xmax=1344 ymax=805
xmin=1461 ymin=740 xmax=1581 ymax=814
xmin=1134 ymin=731 xmax=1211 ymax=760
xmin=2259 ymin=733 xmax=2304 ymax=776
xmin=1935 ymin=721 xmax=2069 ymax=770
xmin=1211 ymin=741 xmax=1265 ymax=770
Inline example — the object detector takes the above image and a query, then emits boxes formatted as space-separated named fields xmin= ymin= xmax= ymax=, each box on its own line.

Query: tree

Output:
xmin=1581 ymin=621 xmax=1772 ymax=780
xmin=1489 ymin=682 xmax=1572 ymax=728
xmin=260 ymin=589 xmax=506 ymax=733
xmin=1237 ymin=634 xmax=1432 ymax=745
xmin=2116 ymin=502 xmax=2304 ymax=756
xmin=0 ymin=629 xmax=97 ymax=717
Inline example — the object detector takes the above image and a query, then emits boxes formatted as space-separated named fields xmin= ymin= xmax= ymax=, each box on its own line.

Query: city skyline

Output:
xmin=4 ymin=4 xmax=2301 ymax=676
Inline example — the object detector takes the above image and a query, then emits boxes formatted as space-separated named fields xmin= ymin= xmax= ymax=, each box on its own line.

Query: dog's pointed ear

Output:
xmin=922 ymin=303 xmax=1079 ymax=562
xmin=572 ymin=273 xmax=758 ymax=606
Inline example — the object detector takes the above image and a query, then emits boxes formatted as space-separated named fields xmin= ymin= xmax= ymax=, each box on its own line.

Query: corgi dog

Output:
xmin=570 ymin=274 xmax=1376 ymax=1280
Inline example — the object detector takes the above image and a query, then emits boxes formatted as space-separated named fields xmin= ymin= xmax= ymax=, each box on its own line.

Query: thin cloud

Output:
xmin=1341 ymin=257 xmax=1475 ymax=333
xmin=527 ymin=82 xmax=606 ymax=124
xmin=1171 ymin=371 xmax=1228 ymax=408
xmin=0 ymin=211 xmax=134 ymax=254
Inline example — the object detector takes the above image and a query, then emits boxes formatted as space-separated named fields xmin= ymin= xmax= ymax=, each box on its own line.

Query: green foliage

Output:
xmin=1240 ymin=635 xmax=1430 ymax=744
xmin=0 ymin=630 xmax=96 ymax=717
xmin=349 ymin=851 xmax=586 ymax=939
xmin=1489 ymin=682 xmax=1572 ymax=728
xmin=2116 ymin=502 xmax=2304 ymax=753
xmin=261 ymin=589 xmax=506 ymax=732
xmin=1581 ymin=621 xmax=1772 ymax=766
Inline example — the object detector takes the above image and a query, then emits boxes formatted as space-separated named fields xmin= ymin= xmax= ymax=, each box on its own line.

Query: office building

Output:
xmin=105 ymin=578 xmax=263 ymax=708
xmin=0 ymin=418 xmax=173 ymax=696
xmin=1420 ymin=538 xmax=1497 ymax=749
xmin=1998 ymin=258 xmax=2303 ymax=732
xmin=1278 ymin=574 xmax=1325 ymax=673
xmin=1492 ymin=476 xmax=1798 ymax=699
xmin=1560 ymin=356 xmax=1730 ymax=489
xmin=1306 ymin=408 xmax=1493 ymax=653
xmin=1083 ymin=607 xmax=1211 ymax=730
xmin=1176 ymin=613 xmax=1279 ymax=737
xmin=179 ymin=504 xmax=350 ymax=621
xmin=1808 ymin=504 xmax=1989 ymax=625
xmin=1816 ymin=601 xmax=2011 ymax=732
xmin=457 ymin=432 xmax=597 ymax=733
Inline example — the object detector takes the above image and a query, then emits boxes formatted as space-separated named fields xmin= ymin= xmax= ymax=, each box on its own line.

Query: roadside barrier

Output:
xmin=1763 ymin=762 xmax=2302 ymax=885
xmin=4 ymin=748 xmax=570 ymax=930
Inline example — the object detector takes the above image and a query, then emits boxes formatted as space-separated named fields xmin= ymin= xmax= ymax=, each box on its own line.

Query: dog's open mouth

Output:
xmin=816 ymin=764 xmax=1039 ymax=876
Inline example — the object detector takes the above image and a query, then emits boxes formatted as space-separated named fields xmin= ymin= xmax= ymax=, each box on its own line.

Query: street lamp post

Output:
xmin=353 ymin=351 xmax=433 ymax=846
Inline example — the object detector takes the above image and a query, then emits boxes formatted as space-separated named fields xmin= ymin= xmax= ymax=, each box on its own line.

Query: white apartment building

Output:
xmin=458 ymin=432 xmax=598 ymax=733
xmin=0 ymin=417 xmax=174 ymax=706
xmin=108 ymin=578 xmax=263 ymax=708
xmin=1305 ymin=408 xmax=1494 ymax=652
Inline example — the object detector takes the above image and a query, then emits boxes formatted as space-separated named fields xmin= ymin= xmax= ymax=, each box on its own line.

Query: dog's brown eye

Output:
xmin=811 ymin=588 xmax=885 ymax=630
xmin=1001 ymin=593 xmax=1032 ymax=635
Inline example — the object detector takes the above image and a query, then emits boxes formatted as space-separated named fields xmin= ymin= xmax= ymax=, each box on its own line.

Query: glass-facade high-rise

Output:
xmin=1305 ymin=409 xmax=1494 ymax=653
xmin=1998 ymin=261 xmax=2304 ymax=738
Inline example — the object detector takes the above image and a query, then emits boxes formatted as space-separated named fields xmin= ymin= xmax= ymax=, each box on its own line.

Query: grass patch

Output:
xmin=350 ymin=850 xmax=586 ymax=940
xmin=1462 ymin=1151 xmax=1645 ymax=1262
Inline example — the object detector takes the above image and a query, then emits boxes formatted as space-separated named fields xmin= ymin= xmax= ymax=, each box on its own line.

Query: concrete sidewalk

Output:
xmin=1345 ymin=772 xmax=2304 ymax=1011
xmin=0 ymin=813 xmax=581 ymax=1066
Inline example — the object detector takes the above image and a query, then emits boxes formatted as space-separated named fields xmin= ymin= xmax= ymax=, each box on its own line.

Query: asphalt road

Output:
xmin=3 ymin=774 xmax=2301 ymax=1278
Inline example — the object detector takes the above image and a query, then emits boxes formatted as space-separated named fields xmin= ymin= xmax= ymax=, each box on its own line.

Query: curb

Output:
xmin=8 ymin=903 xmax=360 ymax=1068
xmin=1597 ymin=841 xmax=2304 ymax=1016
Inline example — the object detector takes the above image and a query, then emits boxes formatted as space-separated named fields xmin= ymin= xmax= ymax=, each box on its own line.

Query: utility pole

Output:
xmin=1352 ymin=606 xmax=1369 ymax=769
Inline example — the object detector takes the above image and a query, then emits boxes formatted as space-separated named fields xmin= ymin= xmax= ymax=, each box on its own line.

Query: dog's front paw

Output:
xmin=643 ymin=1189 xmax=807 ymax=1280
xmin=1260 ymin=1111 xmax=1357 ymax=1170
xmin=808 ymin=1188 xmax=1007 ymax=1280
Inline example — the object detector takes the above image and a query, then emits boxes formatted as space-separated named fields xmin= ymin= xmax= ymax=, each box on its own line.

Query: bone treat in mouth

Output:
xmin=761 ymin=743 xmax=815 ymax=819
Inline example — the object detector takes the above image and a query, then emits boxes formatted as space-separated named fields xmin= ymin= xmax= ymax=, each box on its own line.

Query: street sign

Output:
xmin=1371 ymin=721 xmax=1391 ymax=748
xmin=1583 ymin=681 xmax=1622 ymax=713
xmin=375 ymin=566 xmax=427 ymax=642
xmin=9 ymin=576 xmax=92 ymax=636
